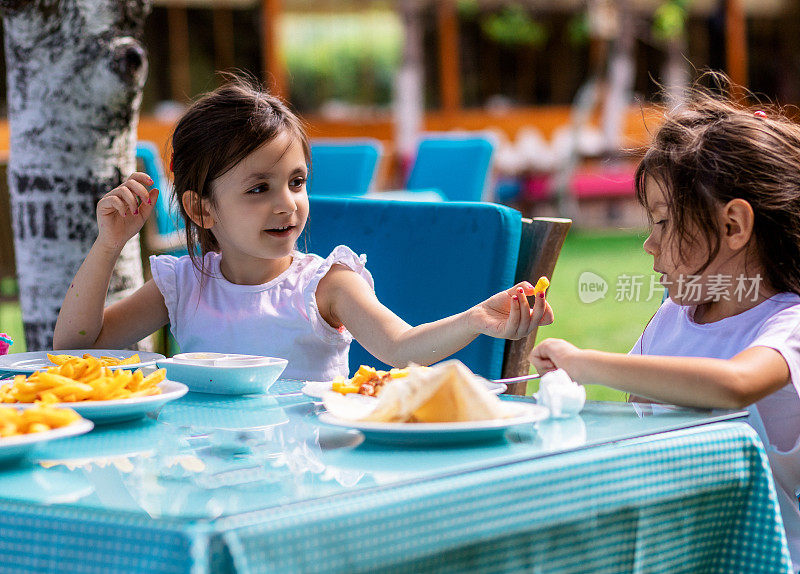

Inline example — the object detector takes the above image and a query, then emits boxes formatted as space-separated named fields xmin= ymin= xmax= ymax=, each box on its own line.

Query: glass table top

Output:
xmin=0 ymin=380 xmax=748 ymax=522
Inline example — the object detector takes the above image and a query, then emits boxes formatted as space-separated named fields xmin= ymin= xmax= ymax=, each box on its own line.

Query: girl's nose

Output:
xmin=643 ymin=232 xmax=658 ymax=256
xmin=274 ymin=185 xmax=297 ymax=214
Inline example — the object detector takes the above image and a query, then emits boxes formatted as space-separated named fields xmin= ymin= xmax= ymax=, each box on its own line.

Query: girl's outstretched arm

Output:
xmin=316 ymin=265 xmax=553 ymax=368
xmin=530 ymin=338 xmax=790 ymax=409
xmin=53 ymin=173 xmax=168 ymax=349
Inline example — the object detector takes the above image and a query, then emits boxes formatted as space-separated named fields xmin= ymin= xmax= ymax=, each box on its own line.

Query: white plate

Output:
xmin=317 ymin=403 xmax=548 ymax=445
xmin=302 ymin=378 xmax=507 ymax=399
xmin=0 ymin=349 xmax=166 ymax=375
xmin=0 ymin=418 xmax=94 ymax=464
xmin=1 ymin=381 xmax=188 ymax=424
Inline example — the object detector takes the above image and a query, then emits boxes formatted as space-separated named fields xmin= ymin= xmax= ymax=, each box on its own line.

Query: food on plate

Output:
xmin=0 ymin=403 xmax=82 ymax=437
xmin=533 ymin=276 xmax=550 ymax=296
xmin=331 ymin=365 xmax=413 ymax=396
xmin=0 ymin=355 xmax=165 ymax=404
xmin=47 ymin=352 xmax=141 ymax=367
xmin=324 ymin=360 xmax=527 ymax=423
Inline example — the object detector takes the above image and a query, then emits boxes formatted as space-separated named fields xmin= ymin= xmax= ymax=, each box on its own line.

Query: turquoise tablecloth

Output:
xmin=0 ymin=382 xmax=790 ymax=574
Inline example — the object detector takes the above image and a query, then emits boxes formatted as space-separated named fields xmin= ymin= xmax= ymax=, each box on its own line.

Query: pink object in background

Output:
xmin=570 ymin=166 xmax=636 ymax=199
xmin=0 ymin=333 xmax=13 ymax=355
xmin=522 ymin=174 xmax=552 ymax=201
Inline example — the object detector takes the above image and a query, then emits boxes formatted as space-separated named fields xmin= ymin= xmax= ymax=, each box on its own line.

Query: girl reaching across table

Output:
xmin=53 ymin=73 xmax=553 ymax=382
xmin=531 ymin=75 xmax=800 ymax=570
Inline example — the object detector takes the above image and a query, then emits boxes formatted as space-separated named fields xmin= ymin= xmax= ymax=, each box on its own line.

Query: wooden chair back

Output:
xmin=502 ymin=217 xmax=572 ymax=394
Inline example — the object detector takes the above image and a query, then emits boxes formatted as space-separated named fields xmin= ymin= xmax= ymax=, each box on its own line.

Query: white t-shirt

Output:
xmin=150 ymin=245 xmax=374 ymax=382
xmin=631 ymin=293 xmax=800 ymax=569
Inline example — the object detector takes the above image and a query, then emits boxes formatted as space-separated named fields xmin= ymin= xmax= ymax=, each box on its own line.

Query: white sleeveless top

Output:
xmin=631 ymin=293 xmax=800 ymax=570
xmin=150 ymin=246 xmax=374 ymax=381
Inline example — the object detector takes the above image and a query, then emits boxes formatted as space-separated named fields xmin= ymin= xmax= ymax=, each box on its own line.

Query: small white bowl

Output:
xmin=156 ymin=353 xmax=288 ymax=395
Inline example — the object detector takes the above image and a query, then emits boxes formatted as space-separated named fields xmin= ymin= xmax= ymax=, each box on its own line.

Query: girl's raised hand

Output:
xmin=468 ymin=281 xmax=554 ymax=340
xmin=96 ymin=172 xmax=159 ymax=252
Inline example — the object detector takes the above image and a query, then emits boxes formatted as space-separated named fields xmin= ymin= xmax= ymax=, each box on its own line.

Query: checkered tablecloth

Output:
xmin=0 ymin=421 xmax=790 ymax=573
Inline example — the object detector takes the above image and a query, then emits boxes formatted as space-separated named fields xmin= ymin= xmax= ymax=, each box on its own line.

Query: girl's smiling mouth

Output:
xmin=264 ymin=225 xmax=295 ymax=237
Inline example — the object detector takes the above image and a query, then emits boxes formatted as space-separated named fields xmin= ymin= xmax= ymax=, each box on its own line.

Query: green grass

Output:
xmin=530 ymin=229 xmax=662 ymax=400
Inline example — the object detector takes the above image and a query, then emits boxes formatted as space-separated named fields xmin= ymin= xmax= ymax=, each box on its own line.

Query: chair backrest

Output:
xmin=308 ymin=139 xmax=382 ymax=197
xmin=136 ymin=142 xmax=188 ymax=257
xmin=406 ymin=135 xmax=494 ymax=202
xmin=301 ymin=197 xmax=570 ymax=383
xmin=501 ymin=216 xmax=572 ymax=393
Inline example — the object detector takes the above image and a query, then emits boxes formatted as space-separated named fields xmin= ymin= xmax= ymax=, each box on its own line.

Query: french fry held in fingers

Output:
xmin=533 ymin=276 xmax=550 ymax=296
xmin=47 ymin=352 xmax=141 ymax=367
xmin=0 ymin=355 xmax=164 ymax=404
xmin=0 ymin=403 xmax=82 ymax=437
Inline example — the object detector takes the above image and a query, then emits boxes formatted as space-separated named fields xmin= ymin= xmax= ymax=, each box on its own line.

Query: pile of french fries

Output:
xmin=0 ymin=355 xmax=165 ymax=404
xmin=48 ymin=352 xmax=142 ymax=368
xmin=0 ymin=404 xmax=82 ymax=437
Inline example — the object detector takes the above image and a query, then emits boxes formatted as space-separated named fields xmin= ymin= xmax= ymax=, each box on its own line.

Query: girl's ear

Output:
xmin=722 ymin=198 xmax=755 ymax=250
xmin=182 ymin=191 xmax=214 ymax=229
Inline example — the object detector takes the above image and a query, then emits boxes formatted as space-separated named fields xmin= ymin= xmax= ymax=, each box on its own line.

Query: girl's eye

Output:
xmin=247 ymin=184 xmax=268 ymax=195
xmin=290 ymin=177 xmax=306 ymax=189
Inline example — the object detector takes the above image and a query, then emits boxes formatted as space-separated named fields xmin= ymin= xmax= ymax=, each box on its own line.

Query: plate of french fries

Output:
xmin=0 ymin=355 xmax=188 ymax=424
xmin=0 ymin=403 xmax=94 ymax=463
xmin=0 ymin=349 xmax=165 ymax=375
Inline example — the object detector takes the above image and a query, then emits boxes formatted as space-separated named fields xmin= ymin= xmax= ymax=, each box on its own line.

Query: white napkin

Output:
xmin=538 ymin=368 xmax=586 ymax=418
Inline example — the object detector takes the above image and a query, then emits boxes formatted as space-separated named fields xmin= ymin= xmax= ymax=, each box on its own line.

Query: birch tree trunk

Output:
xmin=0 ymin=0 xmax=151 ymax=351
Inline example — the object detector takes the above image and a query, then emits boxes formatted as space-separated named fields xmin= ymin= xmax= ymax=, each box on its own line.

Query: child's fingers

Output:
xmin=99 ymin=195 xmax=128 ymax=217
xmin=529 ymin=344 xmax=556 ymax=374
xmin=529 ymin=292 xmax=550 ymax=327
xmin=507 ymin=291 xmax=521 ymax=335
xmin=125 ymin=178 xmax=152 ymax=208
xmin=532 ymin=295 xmax=554 ymax=326
xmin=134 ymin=188 xmax=159 ymax=220
xmin=540 ymin=300 xmax=554 ymax=326
xmin=506 ymin=281 xmax=534 ymax=298
xmin=111 ymin=185 xmax=139 ymax=215
xmin=514 ymin=287 xmax=533 ymax=338
xmin=128 ymin=172 xmax=154 ymax=188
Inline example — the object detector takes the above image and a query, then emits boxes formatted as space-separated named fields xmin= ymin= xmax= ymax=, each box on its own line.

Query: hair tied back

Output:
xmin=754 ymin=110 xmax=767 ymax=119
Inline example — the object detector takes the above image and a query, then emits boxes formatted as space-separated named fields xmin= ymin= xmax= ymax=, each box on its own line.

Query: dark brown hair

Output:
xmin=170 ymin=72 xmax=311 ymax=272
xmin=635 ymin=75 xmax=800 ymax=294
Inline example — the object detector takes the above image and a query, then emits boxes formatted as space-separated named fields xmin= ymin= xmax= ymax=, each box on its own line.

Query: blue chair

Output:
xmin=302 ymin=196 xmax=570 ymax=390
xmin=135 ymin=142 xmax=188 ymax=258
xmin=308 ymin=140 xmax=382 ymax=197
xmin=136 ymin=142 xmax=185 ymax=357
xmin=406 ymin=135 xmax=495 ymax=202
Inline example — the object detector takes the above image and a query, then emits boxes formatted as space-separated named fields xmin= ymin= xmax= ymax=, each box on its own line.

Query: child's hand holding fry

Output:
xmin=467 ymin=277 xmax=553 ymax=341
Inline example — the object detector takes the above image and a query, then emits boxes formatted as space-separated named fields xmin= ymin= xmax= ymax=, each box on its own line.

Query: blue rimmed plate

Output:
xmin=2 ymin=381 xmax=188 ymax=425
xmin=316 ymin=403 xmax=548 ymax=445
xmin=0 ymin=418 xmax=94 ymax=464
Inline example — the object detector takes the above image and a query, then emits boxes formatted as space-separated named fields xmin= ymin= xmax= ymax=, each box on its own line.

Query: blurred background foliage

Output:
xmin=282 ymin=12 xmax=402 ymax=112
